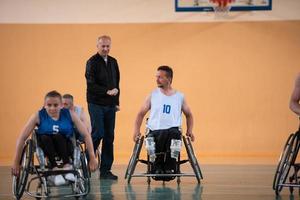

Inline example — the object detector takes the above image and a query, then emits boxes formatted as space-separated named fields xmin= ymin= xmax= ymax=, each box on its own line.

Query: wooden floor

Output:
xmin=0 ymin=164 xmax=296 ymax=199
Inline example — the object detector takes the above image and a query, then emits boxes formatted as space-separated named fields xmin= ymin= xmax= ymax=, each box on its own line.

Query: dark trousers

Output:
xmin=74 ymin=128 xmax=84 ymax=142
xmin=148 ymin=127 xmax=181 ymax=171
xmin=38 ymin=134 xmax=72 ymax=168
xmin=88 ymin=103 xmax=116 ymax=173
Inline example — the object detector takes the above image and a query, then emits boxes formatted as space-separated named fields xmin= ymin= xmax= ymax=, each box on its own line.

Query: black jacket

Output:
xmin=85 ymin=53 xmax=120 ymax=106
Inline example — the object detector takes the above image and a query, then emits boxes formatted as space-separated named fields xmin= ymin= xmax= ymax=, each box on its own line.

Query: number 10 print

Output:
xmin=163 ymin=104 xmax=171 ymax=114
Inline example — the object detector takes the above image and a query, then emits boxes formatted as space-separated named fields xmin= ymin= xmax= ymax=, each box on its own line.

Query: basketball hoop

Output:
xmin=209 ymin=0 xmax=235 ymax=18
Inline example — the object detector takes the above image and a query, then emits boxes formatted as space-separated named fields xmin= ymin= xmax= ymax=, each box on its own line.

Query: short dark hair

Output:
xmin=44 ymin=90 xmax=62 ymax=101
xmin=157 ymin=65 xmax=173 ymax=82
xmin=62 ymin=94 xmax=74 ymax=101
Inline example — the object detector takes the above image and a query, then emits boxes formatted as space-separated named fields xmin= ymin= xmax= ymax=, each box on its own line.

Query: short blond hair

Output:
xmin=98 ymin=35 xmax=111 ymax=42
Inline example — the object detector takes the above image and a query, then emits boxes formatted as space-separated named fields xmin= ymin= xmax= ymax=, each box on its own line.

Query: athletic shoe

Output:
xmin=100 ymin=171 xmax=118 ymax=180
xmin=64 ymin=165 xmax=76 ymax=182
xmin=54 ymin=175 xmax=66 ymax=186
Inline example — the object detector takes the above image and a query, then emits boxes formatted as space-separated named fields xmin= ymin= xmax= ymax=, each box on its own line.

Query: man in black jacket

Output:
xmin=85 ymin=35 xmax=120 ymax=180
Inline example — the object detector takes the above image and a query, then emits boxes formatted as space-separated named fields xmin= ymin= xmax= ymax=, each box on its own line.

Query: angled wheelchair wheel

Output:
xmin=275 ymin=133 xmax=300 ymax=195
xmin=290 ymin=131 xmax=300 ymax=166
xmin=78 ymin=151 xmax=90 ymax=194
xmin=183 ymin=136 xmax=203 ymax=184
xmin=78 ymin=141 xmax=94 ymax=178
xmin=125 ymin=136 xmax=144 ymax=183
xmin=13 ymin=139 xmax=33 ymax=200
xmin=273 ymin=133 xmax=294 ymax=190
xmin=124 ymin=136 xmax=143 ymax=179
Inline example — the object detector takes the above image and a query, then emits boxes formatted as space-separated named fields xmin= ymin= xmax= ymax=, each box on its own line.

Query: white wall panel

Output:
xmin=0 ymin=0 xmax=300 ymax=23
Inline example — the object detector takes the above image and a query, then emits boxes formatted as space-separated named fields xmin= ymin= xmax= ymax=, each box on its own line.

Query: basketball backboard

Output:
xmin=175 ymin=0 xmax=272 ymax=12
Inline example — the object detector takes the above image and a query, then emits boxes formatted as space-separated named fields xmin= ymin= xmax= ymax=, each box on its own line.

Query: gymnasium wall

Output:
xmin=1 ymin=0 xmax=300 ymax=165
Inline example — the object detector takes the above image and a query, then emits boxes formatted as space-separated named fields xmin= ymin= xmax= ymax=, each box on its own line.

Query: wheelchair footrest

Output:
xmin=131 ymin=173 xmax=196 ymax=177
xmin=278 ymin=183 xmax=300 ymax=188
xmin=37 ymin=169 xmax=79 ymax=177
xmin=25 ymin=190 xmax=88 ymax=199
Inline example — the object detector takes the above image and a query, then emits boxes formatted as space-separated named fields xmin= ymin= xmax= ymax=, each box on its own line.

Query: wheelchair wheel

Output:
xmin=78 ymin=151 xmax=90 ymax=195
xmin=125 ymin=149 xmax=135 ymax=179
xmin=275 ymin=133 xmax=300 ymax=195
xmin=183 ymin=136 xmax=203 ymax=184
xmin=125 ymin=136 xmax=144 ymax=183
xmin=78 ymin=141 xmax=93 ymax=179
xmin=13 ymin=139 xmax=33 ymax=200
xmin=124 ymin=136 xmax=143 ymax=179
xmin=273 ymin=133 xmax=294 ymax=190
xmin=290 ymin=131 xmax=300 ymax=166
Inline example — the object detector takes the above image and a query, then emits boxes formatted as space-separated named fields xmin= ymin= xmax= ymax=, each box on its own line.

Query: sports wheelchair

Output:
xmin=273 ymin=127 xmax=300 ymax=195
xmin=12 ymin=130 xmax=90 ymax=200
xmin=125 ymin=128 xmax=203 ymax=184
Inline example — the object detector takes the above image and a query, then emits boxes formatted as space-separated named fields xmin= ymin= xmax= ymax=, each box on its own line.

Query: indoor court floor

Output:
xmin=0 ymin=164 xmax=297 ymax=200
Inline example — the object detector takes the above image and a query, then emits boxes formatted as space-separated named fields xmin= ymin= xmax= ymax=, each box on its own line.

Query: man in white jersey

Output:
xmin=133 ymin=66 xmax=194 ymax=175
xmin=62 ymin=94 xmax=92 ymax=138
xmin=290 ymin=73 xmax=300 ymax=117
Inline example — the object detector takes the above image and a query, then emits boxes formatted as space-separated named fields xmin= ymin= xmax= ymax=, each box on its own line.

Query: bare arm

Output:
xmin=133 ymin=94 xmax=151 ymax=142
xmin=79 ymin=108 xmax=92 ymax=134
xmin=182 ymin=97 xmax=195 ymax=142
xmin=290 ymin=73 xmax=300 ymax=116
xmin=71 ymin=111 xmax=97 ymax=171
xmin=12 ymin=112 xmax=39 ymax=176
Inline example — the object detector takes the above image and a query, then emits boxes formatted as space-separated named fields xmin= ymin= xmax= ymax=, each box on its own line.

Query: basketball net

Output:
xmin=209 ymin=0 xmax=235 ymax=18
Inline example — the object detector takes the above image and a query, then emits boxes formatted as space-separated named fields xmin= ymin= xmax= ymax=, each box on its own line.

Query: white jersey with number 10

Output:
xmin=147 ymin=88 xmax=184 ymax=131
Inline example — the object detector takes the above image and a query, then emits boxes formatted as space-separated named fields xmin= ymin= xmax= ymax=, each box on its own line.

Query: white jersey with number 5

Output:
xmin=147 ymin=88 xmax=184 ymax=131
